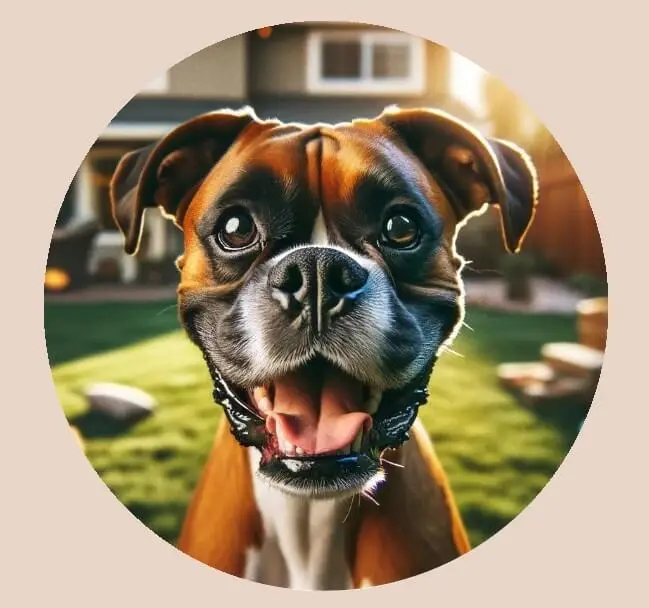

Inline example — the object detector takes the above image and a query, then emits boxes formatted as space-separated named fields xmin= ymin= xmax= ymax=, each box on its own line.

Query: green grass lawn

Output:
xmin=45 ymin=299 xmax=586 ymax=548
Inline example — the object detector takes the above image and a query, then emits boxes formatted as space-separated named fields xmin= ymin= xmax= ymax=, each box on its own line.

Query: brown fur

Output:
xmin=177 ymin=419 xmax=264 ymax=576
xmin=351 ymin=419 xmax=469 ymax=586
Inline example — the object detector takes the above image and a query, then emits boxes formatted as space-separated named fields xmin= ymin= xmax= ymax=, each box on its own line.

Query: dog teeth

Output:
xmin=295 ymin=446 xmax=305 ymax=456
xmin=253 ymin=386 xmax=273 ymax=414
xmin=273 ymin=422 xmax=297 ymax=456
xmin=351 ymin=432 xmax=363 ymax=453
xmin=365 ymin=388 xmax=383 ymax=415
xmin=258 ymin=396 xmax=273 ymax=414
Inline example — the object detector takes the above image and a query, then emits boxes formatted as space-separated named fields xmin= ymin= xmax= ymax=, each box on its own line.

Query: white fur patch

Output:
xmin=247 ymin=449 xmax=354 ymax=590
xmin=310 ymin=209 xmax=329 ymax=245
xmin=243 ymin=546 xmax=261 ymax=581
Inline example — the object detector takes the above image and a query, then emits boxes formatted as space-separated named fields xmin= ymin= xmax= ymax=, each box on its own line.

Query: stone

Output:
xmin=85 ymin=382 xmax=156 ymax=421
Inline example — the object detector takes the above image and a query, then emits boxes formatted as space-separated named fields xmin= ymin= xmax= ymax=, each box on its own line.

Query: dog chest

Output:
xmin=247 ymin=448 xmax=354 ymax=590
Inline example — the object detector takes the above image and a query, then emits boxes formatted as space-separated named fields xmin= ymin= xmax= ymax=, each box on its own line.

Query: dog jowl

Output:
xmin=110 ymin=106 xmax=538 ymax=501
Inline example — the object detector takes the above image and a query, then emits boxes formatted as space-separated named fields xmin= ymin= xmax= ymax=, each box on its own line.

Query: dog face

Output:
xmin=110 ymin=107 xmax=538 ymax=499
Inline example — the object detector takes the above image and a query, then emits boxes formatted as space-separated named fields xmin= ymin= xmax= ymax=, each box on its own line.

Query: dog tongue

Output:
xmin=266 ymin=362 xmax=372 ymax=455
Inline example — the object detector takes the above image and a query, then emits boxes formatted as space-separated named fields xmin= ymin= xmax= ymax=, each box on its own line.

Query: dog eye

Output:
xmin=215 ymin=208 xmax=259 ymax=251
xmin=380 ymin=211 xmax=420 ymax=249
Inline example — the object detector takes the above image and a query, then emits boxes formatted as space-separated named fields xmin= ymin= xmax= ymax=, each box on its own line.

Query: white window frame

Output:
xmin=306 ymin=30 xmax=426 ymax=96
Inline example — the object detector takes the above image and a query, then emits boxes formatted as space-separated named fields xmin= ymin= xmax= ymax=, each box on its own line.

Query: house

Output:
xmin=53 ymin=22 xmax=492 ymax=286
xmin=52 ymin=21 xmax=604 ymax=290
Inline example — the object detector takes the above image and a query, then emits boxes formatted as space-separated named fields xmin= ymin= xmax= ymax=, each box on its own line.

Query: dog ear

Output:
xmin=378 ymin=107 xmax=539 ymax=253
xmin=109 ymin=108 xmax=258 ymax=255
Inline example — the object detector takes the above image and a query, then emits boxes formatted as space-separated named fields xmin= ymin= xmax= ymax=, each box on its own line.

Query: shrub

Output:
xmin=568 ymin=273 xmax=608 ymax=298
xmin=500 ymin=252 xmax=538 ymax=302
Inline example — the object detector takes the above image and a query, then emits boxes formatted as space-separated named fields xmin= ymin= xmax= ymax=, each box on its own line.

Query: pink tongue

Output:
xmin=265 ymin=363 xmax=372 ymax=455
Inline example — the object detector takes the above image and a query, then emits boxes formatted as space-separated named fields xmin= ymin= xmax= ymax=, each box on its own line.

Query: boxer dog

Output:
xmin=110 ymin=106 xmax=538 ymax=589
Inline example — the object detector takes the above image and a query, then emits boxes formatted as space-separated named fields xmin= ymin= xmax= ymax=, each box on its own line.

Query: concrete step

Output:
xmin=497 ymin=362 xmax=556 ymax=390
xmin=541 ymin=342 xmax=604 ymax=379
xmin=520 ymin=376 xmax=594 ymax=408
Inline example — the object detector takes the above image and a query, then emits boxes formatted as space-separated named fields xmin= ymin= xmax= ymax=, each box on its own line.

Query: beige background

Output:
xmin=1 ymin=0 xmax=646 ymax=606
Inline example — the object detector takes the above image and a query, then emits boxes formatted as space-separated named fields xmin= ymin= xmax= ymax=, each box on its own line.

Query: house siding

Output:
xmin=249 ymin=28 xmax=307 ymax=95
xmin=249 ymin=26 xmax=451 ymax=101
xmin=167 ymin=35 xmax=248 ymax=99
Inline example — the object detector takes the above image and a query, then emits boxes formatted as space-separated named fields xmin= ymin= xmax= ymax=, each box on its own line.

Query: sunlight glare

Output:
xmin=450 ymin=52 xmax=487 ymax=118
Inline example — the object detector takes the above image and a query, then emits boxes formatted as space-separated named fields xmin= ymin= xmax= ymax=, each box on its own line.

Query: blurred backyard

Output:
xmin=47 ymin=297 xmax=590 ymax=547
xmin=44 ymin=23 xmax=607 ymax=551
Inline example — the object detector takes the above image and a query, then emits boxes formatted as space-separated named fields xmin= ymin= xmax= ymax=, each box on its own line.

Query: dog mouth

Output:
xmin=209 ymin=356 xmax=433 ymax=499
xmin=253 ymin=361 xmax=378 ymax=458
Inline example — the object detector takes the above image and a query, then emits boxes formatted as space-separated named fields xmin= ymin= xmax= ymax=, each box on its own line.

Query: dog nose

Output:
xmin=268 ymin=247 xmax=369 ymax=334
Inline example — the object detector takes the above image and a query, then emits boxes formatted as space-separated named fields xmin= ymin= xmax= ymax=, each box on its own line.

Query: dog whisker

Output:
xmin=379 ymin=456 xmax=404 ymax=469
xmin=361 ymin=489 xmax=380 ymax=507
xmin=342 ymin=496 xmax=355 ymax=524
xmin=462 ymin=321 xmax=474 ymax=331
xmin=155 ymin=303 xmax=178 ymax=316
xmin=440 ymin=346 xmax=464 ymax=358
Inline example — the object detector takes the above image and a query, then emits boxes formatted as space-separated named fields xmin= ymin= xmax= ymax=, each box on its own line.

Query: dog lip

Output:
xmin=257 ymin=452 xmax=385 ymax=499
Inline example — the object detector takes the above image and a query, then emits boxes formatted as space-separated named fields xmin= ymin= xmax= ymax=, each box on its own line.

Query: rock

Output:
xmin=85 ymin=382 xmax=156 ymax=421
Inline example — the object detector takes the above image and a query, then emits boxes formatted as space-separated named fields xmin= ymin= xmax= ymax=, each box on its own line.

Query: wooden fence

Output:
xmin=521 ymin=147 xmax=606 ymax=279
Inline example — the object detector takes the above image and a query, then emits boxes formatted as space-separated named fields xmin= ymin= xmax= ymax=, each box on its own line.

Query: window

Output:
xmin=307 ymin=30 xmax=425 ymax=95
